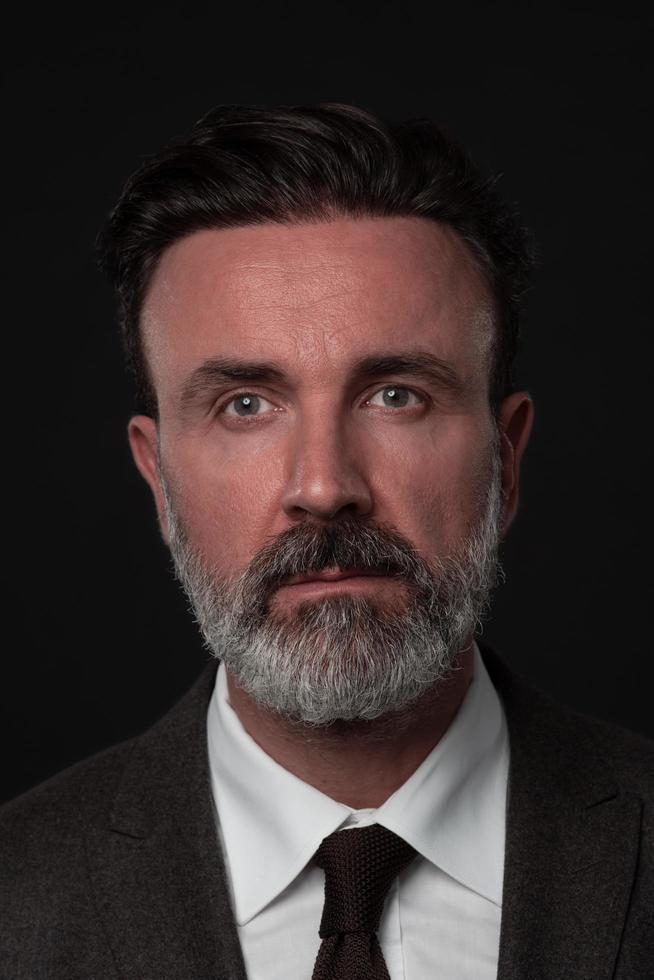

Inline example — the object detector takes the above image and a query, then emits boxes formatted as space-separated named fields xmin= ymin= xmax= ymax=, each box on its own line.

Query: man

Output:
xmin=1 ymin=103 xmax=652 ymax=979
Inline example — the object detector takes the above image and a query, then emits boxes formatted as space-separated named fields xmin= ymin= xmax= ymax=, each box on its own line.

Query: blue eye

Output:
xmin=368 ymin=386 xmax=420 ymax=408
xmin=223 ymin=393 xmax=275 ymax=417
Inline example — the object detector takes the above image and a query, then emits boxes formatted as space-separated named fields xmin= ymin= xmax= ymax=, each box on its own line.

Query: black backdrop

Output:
xmin=2 ymin=1 xmax=653 ymax=804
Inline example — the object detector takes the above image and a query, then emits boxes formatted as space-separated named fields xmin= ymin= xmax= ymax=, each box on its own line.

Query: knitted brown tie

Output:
xmin=311 ymin=824 xmax=417 ymax=980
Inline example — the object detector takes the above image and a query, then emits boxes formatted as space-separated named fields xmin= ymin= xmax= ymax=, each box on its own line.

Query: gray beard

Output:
xmin=160 ymin=450 xmax=503 ymax=727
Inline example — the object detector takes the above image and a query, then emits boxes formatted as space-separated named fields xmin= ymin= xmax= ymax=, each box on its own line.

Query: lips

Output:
xmin=283 ymin=567 xmax=388 ymax=586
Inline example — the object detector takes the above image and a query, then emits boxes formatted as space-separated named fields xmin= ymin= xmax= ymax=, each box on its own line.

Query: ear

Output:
xmin=127 ymin=415 xmax=170 ymax=545
xmin=497 ymin=392 xmax=534 ymax=538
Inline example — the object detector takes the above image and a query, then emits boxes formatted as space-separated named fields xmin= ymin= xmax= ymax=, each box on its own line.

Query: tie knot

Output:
xmin=314 ymin=824 xmax=417 ymax=938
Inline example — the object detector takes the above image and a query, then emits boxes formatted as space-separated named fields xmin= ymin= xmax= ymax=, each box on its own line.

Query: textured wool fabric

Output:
xmin=312 ymin=824 xmax=417 ymax=980
xmin=2 ymin=647 xmax=654 ymax=978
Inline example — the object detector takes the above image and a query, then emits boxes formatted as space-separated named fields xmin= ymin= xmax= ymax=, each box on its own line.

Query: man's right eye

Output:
xmin=222 ymin=393 xmax=276 ymax=418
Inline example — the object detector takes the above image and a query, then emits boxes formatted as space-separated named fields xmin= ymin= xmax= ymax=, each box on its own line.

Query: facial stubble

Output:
xmin=159 ymin=445 xmax=504 ymax=727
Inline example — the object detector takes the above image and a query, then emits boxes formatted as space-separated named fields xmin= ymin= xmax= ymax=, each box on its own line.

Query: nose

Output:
xmin=280 ymin=413 xmax=373 ymax=522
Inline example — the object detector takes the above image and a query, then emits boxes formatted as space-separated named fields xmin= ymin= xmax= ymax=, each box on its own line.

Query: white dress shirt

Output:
xmin=207 ymin=643 xmax=509 ymax=979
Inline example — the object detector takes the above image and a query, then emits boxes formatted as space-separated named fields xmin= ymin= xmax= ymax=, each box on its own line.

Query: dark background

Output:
xmin=2 ymin=1 xmax=652 ymax=804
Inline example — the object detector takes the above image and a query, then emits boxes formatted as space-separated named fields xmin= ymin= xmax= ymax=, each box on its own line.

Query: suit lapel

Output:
xmin=84 ymin=647 xmax=642 ymax=979
xmin=86 ymin=662 xmax=248 ymax=980
xmin=483 ymin=649 xmax=641 ymax=980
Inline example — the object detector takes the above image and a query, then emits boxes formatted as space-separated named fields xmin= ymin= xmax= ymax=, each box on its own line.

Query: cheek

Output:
xmin=367 ymin=420 xmax=492 ymax=554
xmin=166 ymin=436 xmax=287 ymax=574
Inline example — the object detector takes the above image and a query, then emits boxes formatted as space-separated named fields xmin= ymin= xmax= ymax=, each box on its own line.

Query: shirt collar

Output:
xmin=207 ymin=643 xmax=508 ymax=924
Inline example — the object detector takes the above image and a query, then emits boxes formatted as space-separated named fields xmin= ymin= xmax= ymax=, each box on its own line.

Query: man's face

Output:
xmin=129 ymin=216 xmax=532 ymax=722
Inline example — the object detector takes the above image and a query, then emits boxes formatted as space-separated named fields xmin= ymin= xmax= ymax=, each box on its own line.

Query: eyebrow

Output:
xmin=178 ymin=357 xmax=287 ymax=411
xmin=177 ymin=350 xmax=464 ymax=412
xmin=353 ymin=353 xmax=464 ymax=393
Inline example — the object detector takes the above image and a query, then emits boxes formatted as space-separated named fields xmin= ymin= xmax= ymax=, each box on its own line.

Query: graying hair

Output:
xmin=160 ymin=447 xmax=503 ymax=726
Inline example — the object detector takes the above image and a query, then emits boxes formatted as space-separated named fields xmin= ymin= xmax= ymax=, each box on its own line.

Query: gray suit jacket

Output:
xmin=1 ymin=648 xmax=653 ymax=979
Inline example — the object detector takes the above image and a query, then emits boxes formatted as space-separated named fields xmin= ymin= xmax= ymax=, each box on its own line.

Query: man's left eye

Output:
xmin=367 ymin=386 xmax=421 ymax=409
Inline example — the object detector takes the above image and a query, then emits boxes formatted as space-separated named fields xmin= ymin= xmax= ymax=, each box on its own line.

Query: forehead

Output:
xmin=141 ymin=216 xmax=494 ymax=396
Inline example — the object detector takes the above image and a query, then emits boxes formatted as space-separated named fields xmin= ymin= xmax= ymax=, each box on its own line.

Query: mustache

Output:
xmin=233 ymin=517 xmax=436 ymax=601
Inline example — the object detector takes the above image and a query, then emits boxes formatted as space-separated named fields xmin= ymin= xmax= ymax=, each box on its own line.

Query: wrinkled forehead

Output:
xmin=140 ymin=216 xmax=496 ymax=398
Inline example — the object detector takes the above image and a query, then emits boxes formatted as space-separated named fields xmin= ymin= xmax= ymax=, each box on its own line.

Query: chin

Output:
xmin=269 ymin=588 xmax=410 ymax=624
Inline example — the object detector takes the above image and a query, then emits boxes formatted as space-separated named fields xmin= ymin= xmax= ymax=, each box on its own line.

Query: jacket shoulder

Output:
xmin=482 ymin=644 xmax=654 ymax=801
xmin=0 ymin=736 xmax=138 ymax=871
xmin=0 ymin=659 xmax=218 ymax=850
xmin=0 ymin=738 xmax=140 ymax=978
xmin=0 ymin=663 xmax=219 ymax=978
xmin=572 ymin=709 xmax=654 ymax=799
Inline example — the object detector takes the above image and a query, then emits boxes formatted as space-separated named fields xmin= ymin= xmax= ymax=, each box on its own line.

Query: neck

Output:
xmin=224 ymin=643 xmax=475 ymax=809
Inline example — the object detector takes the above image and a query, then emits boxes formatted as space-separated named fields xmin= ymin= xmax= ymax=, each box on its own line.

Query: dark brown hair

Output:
xmin=99 ymin=103 xmax=533 ymax=417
